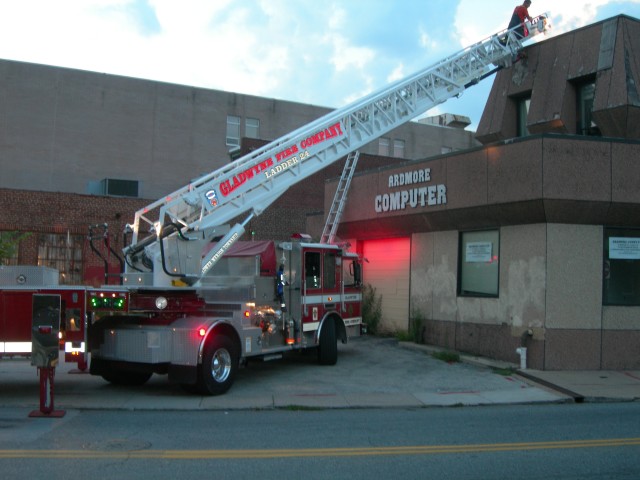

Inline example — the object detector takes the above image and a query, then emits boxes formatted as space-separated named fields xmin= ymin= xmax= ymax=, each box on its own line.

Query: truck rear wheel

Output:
xmin=198 ymin=334 xmax=239 ymax=395
xmin=318 ymin=318 xmax=338 ymax=365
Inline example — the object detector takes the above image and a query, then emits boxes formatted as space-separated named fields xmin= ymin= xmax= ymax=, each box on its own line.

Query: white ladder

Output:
xmin=320 ymin=150 xmax=360 ymax=244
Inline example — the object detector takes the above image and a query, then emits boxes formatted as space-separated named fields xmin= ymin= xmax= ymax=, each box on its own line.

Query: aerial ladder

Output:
xmin=320 ymin=150 xmax=360 ymax=245
xmin=122 ymin=14 xmax=550 ymax=287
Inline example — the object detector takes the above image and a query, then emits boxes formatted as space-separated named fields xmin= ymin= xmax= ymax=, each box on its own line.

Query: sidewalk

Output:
xmin=400 ymin=342 xmax=640 ymax=404
xmin=1 ymin=336 xmax=638 ymax=412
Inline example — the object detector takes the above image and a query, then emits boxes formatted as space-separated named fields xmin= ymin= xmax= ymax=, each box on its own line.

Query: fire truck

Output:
xmin=1 ymin=16 xmax=550 ymax=395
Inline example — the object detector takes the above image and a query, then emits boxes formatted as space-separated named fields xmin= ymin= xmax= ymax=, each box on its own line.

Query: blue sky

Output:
xmin=1 ymin=0 xmax=639 ymax=130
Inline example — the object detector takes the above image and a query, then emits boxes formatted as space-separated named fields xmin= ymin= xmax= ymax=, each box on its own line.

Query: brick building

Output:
xmin=333 ymin=15 xmax=640 ymax=370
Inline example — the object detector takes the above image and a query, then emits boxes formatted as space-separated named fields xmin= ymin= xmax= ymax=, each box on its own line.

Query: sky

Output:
xmin=1 ymin=0 xmax=640 ymax=131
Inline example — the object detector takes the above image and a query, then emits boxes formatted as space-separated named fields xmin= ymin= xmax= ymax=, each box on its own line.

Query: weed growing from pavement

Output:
xmin=491 ymin=366 xmax=516 ymax=376
xmin=362 ymin=284 xmax=382 ymax=334
xmin=431 ymin=351 xmax=460 ymax=363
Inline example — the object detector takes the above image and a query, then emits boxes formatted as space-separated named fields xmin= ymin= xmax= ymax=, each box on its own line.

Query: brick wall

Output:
xmin=0 ymin=143 xmax=397 ymax=284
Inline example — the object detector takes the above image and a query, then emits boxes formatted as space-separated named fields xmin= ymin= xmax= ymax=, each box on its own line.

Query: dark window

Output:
xmin=305 ymin=251 xmax=321 ymax=289
xmin=101 ymin=178 xmax=139 ymax=197
xmin=323 ymin=251 xmax=336 ymax=290
xmin=517 ymin=96 xmax=531 ymax=137
xmin=603 ymin=228 xmax=640 ymax=306
xmin=458 ymin=230 xmax=500 ymax=297
xmin=576 ymin=80 xmax=601 ymax=136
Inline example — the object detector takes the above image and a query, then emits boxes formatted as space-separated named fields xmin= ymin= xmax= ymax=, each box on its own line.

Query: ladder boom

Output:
xmin=124 ymin=14 xmax=550 ymax=283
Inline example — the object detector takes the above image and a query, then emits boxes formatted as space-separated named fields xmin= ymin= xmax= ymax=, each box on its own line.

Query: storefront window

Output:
xmin=603 ymin=228 xmax=640 ymax=306
xmin=458 ymin=230 xmax=500 ymax=297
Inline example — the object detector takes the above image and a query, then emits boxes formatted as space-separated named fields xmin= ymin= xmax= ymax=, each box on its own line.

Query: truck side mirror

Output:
xmin=31 ymin=294 xmax=61 ymax=368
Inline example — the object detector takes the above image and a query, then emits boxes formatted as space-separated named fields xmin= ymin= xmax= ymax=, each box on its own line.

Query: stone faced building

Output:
xmin=334 ymin=15 xmax=640 ymax=370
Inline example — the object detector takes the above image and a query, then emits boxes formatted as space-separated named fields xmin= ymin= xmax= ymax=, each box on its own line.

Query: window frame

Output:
xmin=37 ymin=233 xmax=84 ymax=285
xmin=576 ymin=78 xmax=600 ymax=137
xmin=517 ymin=95 xmax=531 ymax=137
xmin=245 ymin=117 xmax=260 ymax=139
xmin=393 ymin=139 xmax=405 ymax=158
xmin=457 ymin=229 xmax=500 ymax=298
xmin=378 ymin=137 xmax=390 ymax=156
xmin=226 ymin=115 xmax=241 ymax=147
xmin=603 ymin=227 xmax=640 ymax=306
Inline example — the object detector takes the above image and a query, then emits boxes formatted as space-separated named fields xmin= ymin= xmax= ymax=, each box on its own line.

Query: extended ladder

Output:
xmin=320 ymin=150 xmax=360 ymax=245
xmin=123 ymin=14 xmax=550 ymax=284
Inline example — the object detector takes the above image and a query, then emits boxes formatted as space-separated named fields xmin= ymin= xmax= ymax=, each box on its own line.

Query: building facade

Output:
xmin=0 ymin=58 xmax=476 ymax=285
xmin=333 ymin=15 xmax=640 ymax=370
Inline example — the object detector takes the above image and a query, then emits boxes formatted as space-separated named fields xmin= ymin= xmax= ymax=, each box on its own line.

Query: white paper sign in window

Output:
xmin=465 ymin=242 xmax=493 ymax=263
xmin=609 ymin=237 xmax=640 ymax=260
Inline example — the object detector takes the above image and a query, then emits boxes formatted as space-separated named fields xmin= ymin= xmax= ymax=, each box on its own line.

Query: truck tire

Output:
xmin=198 ymin=334 xmax=239 ymax=395
xmin=318 ymin=318 xmax=338 ymax=365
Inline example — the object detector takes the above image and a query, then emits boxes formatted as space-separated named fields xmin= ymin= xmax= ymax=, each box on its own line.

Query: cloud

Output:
xmin=1 ymin=0 xmax=639 ymax=127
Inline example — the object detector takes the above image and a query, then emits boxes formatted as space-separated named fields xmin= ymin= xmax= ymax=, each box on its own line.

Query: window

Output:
xmin=441 ymin=146 xmax=453 ymax=154
xmin=100 ymin=178 xmax=139 ymax=197
xmin=458 ymin=230 xmax=500 ymax=297
xmin=226 ymin=115 xmax=241 ymax=147
xmin=393 ymin=139 xmax=405 ymax=158
xmin=344 ymin=258 xmax=361 ymax=287
xmin=378 ymin=137 xmax=390 ymax=156
xmin=603 ymin=228 xmax=640 ymax=306
xmin=245 ymin=118 xmax=260 ymax=139
xmin=305 ymin=251 xmax=321 ymax=289
xmin=517 ymin=96 xmax=531 ymax=137
xmin=38 ymin=233 xmax=84 ymax=285
xmin=323 ymin=251 xmax=336 ymax=290
xmin=577 ymin=80 xmax=600 ymax=136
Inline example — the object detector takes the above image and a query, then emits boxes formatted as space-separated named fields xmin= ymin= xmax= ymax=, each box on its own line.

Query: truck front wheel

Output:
xmin=198 ymin=334 xmax=239 ymax=395
xmin=318 ymin=318 xmax=338 ymax=365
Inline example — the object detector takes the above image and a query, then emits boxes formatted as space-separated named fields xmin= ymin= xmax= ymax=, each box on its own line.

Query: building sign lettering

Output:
xmin=375 ymin=167 xmax=447 ymax=213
